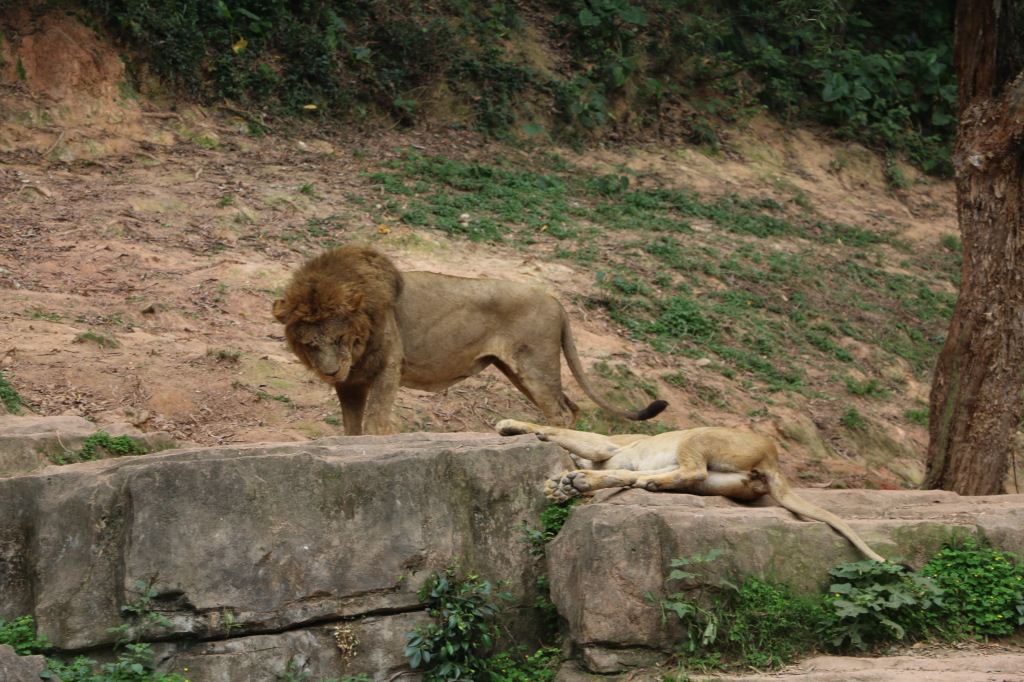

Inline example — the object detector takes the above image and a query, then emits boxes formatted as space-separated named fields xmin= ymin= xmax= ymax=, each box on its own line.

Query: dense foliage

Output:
xmin=653 ymin=540 xmax=1024 ymax=672
xmin=72 ymin=0 xmax=954 ymax=169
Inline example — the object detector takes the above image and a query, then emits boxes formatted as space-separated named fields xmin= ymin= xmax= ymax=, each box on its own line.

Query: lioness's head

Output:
xmin=273 ymin=286 xmax=370 ymax=384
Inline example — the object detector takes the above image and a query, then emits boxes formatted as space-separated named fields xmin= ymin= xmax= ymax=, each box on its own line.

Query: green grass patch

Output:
xmin=367 ymin=150 xmax=952 ymax=398
xmin=54 ymin=432 xmax=149 ymax=465
xmin=904 ymin=407 xmax=930 ymax=426
xmin=74 ymin=330 xmax=119 ymax=349
xmin=0 ymin=370 xmax=23 ymax=414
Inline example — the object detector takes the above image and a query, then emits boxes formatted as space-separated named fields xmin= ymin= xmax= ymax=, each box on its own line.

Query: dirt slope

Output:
xmin=2 ymin=8 xmax=1007 ymax=496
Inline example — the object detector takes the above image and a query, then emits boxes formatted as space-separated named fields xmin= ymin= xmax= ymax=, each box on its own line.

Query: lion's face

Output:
xmin=273 ymin=288 xmax=369 ymax=385
xmin=284 ymin=316 xmax=368 ymax=384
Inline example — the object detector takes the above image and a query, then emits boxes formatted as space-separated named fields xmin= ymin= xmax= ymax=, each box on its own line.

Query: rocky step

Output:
xmin=0 ymin=432 xmax=568 ymax=680
xmin=545 ymin=484 xmax=1024 ymax=674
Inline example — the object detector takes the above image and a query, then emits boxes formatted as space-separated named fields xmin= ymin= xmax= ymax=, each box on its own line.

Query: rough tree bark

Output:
xmin=925 ymin=0 xmax=1024 ymax=494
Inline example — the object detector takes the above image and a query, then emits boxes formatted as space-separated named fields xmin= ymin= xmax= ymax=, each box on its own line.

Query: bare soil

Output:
xmin=0 ymin=10 xmax=967 ymax=491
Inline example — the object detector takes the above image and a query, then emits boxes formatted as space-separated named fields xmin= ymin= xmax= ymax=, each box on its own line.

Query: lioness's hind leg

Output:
xmin=633 ymin=448 xmax=708 ymax=491
xmin=496 ymin=420 xmax=625 ymax=462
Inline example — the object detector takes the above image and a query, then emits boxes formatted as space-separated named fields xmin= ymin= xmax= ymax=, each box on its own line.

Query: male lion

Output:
xmin=496 ymin=418 xmax=885 ymax=562
xmin=272 ymin=246 xmax=667 ymax=435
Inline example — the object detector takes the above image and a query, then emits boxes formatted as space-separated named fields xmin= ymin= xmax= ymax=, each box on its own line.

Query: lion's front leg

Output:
xmin=363 ymin=316 xmax=403 ymax=435
xmin=545 ymin=468 xmax=640 ymax=501
xmin=336 ymin=383 xmax=368 ymax=435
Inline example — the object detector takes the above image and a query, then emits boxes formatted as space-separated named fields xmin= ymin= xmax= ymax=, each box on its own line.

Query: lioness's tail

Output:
xmin=559 ymin=312 xmax=668 ymax=421
xmin=764 ymin=468 xmax=886 ymax=563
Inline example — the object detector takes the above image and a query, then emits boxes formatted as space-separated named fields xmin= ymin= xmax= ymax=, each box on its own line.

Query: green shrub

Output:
xmin=725 ymin=578 xmax=829 ymax=669
xmin=79 ymin=432 xmax=148 ymax=460
xmin=652 ymin=550 xmax=829 ymax=669
xmin=404 ymin=566 xmax=510 ymax=680
xmin=77 ymin=0 xmax=953 ymax=167
xmin=825 ymin=559 xmax=943 ymax=649
xmin=0 ymin=615 xmax=49 ymax=655
xmin=922 ymin=539 xmax=1024 ymax=637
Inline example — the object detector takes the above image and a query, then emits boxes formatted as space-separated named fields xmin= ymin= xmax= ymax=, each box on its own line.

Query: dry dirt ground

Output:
xmin=0 ymin=10 xmax=968 ymax=491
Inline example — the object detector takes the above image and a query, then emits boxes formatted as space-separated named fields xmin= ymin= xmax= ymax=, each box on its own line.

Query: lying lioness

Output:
xmin=496 ymin=419 xmax=885 ymax=563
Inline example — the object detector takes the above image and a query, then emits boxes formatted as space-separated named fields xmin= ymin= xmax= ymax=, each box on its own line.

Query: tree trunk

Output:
xmin=925 ymin=0 xmax=1024 ymax=494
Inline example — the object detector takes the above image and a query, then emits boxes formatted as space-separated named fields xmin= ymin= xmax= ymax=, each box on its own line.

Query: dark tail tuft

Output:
xmin=634 ymin=400 xmax=669 ymax=421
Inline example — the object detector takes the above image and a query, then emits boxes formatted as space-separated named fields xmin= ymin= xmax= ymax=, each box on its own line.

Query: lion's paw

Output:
xmin=544 ymin=470 xmax=587 ymax=502
xmin=497 ymin=419 xmax=531 ymax=437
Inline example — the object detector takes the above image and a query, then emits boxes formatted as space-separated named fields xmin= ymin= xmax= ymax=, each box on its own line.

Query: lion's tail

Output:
xmin=764 ymin=468 xmax=886 ymax=563
xmin=559 ymin=311 xmax=668 ymax=421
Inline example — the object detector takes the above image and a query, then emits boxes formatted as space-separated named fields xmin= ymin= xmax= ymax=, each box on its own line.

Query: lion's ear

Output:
xmin=272 ymin=298 xmax=292 ymax=323
xmin=345 ymin=292 xmax=364 ymax=312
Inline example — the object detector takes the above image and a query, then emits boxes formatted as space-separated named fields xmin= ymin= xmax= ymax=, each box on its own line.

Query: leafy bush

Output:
xmin=404 ymin=566 xmax=510 ymax=680
xmin=651 ymin=550 xmax=828 ymax=669
xmin=825 ymin=559 xmax=943 ymax=649
xmin=78 ymin=0 xmax=954 ymax=166
xmin=652 ymin=542 xmax=1024 ymax=671
xmin=922 ymin=539 xmax=1024 ymax=637
xmin=0 ymin=615 xmax=49 ymax=655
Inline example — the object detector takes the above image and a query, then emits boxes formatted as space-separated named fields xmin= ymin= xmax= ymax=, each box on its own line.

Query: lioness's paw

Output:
xmin=497 ymin=419 xmax=531 ymax=437
xmin=544 ymin=470 xmax=587 ymax=502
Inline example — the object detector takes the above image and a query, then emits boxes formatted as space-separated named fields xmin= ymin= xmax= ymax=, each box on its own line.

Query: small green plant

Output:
xmin=256 ymin=390 xmax=293 ymax=404
xmin=106 ymin=578 xmax=173 ymax=645
xmin=299 ymin=182 xmax=316 ymax=196
xmin=208 ymin=348 xmax=242 ymax=363
xmin=840 ymin=408 xmax=867 ymax=430
xmin=485 ymin=645 xmax=559 ymax=681
xmin=76 ymin=432 xmax=147 ymax=462
xmin=904 ymin=407 xmax=929 ymax=426
xmin=324 ymin=415 xmax=341 ymax=426
xmin=884 ymin=159 xmax=913 ymax=190
xmin=0 ymin=370 xmax=23 ymax=414
xmin=651 ymin=549 xmax=828 ymax=669
xmin=651 ymin=549 xmax=728 ymax=656
xmin=524 ymin=500 xmax=578 ymax=554
xmin=825 ymin=559 xmax=943 ymax=649
xmin=404 ymin=566 xmax=511 ymax=681
xmin=940 ymin=234 xmax=962 ymax=252
xmin=921 ymin=538 xmax=1024 ymax=637
xmin=27 ymin=308 xmax=62 ymax=321
xmin=74 ymin=330 xmax=119 ymax=348
xmin=0 ymin=615 xmax=50 ymax=655
xmin=725 ymin=578 xmax=828 ymax=669
xmin=842 ymin=376 xmax=888 ymax=398
xmin=45 ymin=642 xmax=187 ymax=682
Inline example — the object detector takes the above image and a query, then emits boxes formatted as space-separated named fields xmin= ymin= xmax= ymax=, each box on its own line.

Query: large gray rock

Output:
xmin=0 ymin=415 xmax=174 ymax=475
xmin=0 ymin=644 xmax=51 ymax=682
xmin=0 ymin=432 xmax=571 ymax=680
xmin=546 ymin=487 xmax=1024 ymax=673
